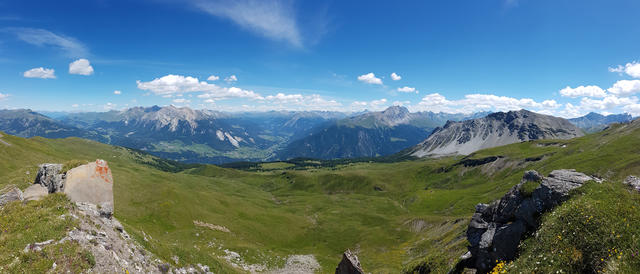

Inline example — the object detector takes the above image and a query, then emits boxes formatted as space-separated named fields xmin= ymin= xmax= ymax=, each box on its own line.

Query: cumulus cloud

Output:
xmin=192 ymin=0 xmax=302 ymax=47
xmin=225 ymin=75 xmax=238 ymax=82
xmin=4 ymin=27 xmax=88 ymax=57
xmin=104 ymin=102 xmax=117 ymax=110
xmin=357 ymin=73 xmax=383 ymax=85
xmin=23 ymin=67 xmax=56 ymax=79
xmin=391 ymin=72 xmax=401 ymax=81
xmin=114 ymin=90 xmax=122 ymax=95
xmin=607 ymin=80 xmax=640 ymax=96
xmin=410 ymin=93 xmax=562 ymax=114
xmin=137 ymin=74 xmax=261 ymax=100
xmin=559 ymin=85 xmax=606 ymax=98
xmin=397 ymin=86 xmax=417 ymax=93
xmin=609 ymin=62 xmax=640 ymax=78
xmin=69 ymin=59 xmax=94 ymax=75
xmin=207 ymin=75 xmax=220 ymax=81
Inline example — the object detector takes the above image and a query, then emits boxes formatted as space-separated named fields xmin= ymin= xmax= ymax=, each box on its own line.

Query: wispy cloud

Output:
xmin=192 ymin=0 xmax=302 ymax=47
xmin=3 ymin=27 xmax=88 ymax=57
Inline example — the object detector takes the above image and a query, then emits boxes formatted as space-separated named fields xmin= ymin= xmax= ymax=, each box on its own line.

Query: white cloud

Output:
xmin=609 ymin=62 xmax=640 ymax=78
xmin=357 ymin=73 xmax=383 ymax=85
xmin=193 ymin=0 xmax=302 ymax=47
xmin=261 ymin=93 xmax=341 ymax=111
xmin=578 ymin=95 xmax=638 ymax=112
xmin=397 ymin=86 xmax=417 ymax=93
xmin=173 ymin=98 xmax=191 ymax=103
xmin=410 ymin=93 xmax=563 ymax=114
xmin=69 ymin=59 xmax=94 ymax=75
xmin=225 ymin=75 xmax=238 ymax=82
xmin=137 ymin=74 xmax=262 ymax=100
xmin=71 ymin=104 xmax=79 ymax=108
xmin=204 ymin=99 xmax=215 ymax=103
xmin=113 ymin=90 xmax=122 ymax=95
xmin=607 ymin=80 xmax=640 ymax=96
xmin=391 ymin=72 xmax=401 ymax=81
xmin=104 ymin=102 xmax=117 ymax=110
xmin=4 ymin=27 xmax=88 ymax=57
xmin=559 ymin=85 xmax=606 ymax=98
xmin=207 ymin=75 xmax=220 ymax=81
xmin=23 ymin=67 xmax=56 ymax=79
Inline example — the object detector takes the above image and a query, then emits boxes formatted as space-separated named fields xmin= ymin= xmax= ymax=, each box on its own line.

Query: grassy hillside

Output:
xmin=1 ymin=119 xmax=640 ymax=273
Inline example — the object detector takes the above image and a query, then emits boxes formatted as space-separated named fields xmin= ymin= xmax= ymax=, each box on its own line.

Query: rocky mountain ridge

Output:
xmin=408 ymin=110 xmax=584 ymax=158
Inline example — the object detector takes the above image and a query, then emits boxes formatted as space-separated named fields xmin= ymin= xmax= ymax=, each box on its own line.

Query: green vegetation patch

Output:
xmin=506 ymin=181 xmax=640 ymax=273
xmin=0 ymin=193 xmax=93 ymax=272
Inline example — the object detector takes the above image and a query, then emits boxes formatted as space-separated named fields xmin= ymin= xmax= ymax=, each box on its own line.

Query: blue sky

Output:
xmin=1 ymin=0 xmax=640 ymax=117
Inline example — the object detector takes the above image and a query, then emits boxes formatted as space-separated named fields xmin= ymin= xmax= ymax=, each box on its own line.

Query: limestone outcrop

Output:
xmin=458 ymin=169 xmax=598 ymax=273
xmin=335 ymin=250 xmax=364 ymax=274
xmin=27 ymin=160 xmax=114 ymax=209
xmin=0 ymin=185 xmax=23 ymax=206
xmin=64 ymin=159 xmax=113 ymax=207
xmin=34 ymin=163 xmax=65 ymax=193
xmin=624 ymin=175 xmax=640 ymax=192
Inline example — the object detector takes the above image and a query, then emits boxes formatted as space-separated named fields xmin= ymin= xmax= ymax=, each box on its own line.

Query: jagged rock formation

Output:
xmin=335 ymin=250 xmax=364 ymax=274
xmin=409 ymin=110 xmax=584 ymax=158
xmin=33 ymin=163 xmax=65 ymax=193
xmin=459 ymin=169 xmax=598 ymax=273
xmin=0 ymin=185 xmax=23 ymax=206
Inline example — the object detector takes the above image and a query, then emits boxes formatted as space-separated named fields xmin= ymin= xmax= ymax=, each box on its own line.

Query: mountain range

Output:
xmin=568 ymin=112 xmax=634 ymax=133
xmin=0 ymin=106 xmax=632 ymax=163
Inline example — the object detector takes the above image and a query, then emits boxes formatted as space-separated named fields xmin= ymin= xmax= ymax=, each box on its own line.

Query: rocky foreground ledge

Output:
xmin=0 ymin=160 xmax=214 ymax=273
xmin=455 ymin=169 xmax=600 ymax=273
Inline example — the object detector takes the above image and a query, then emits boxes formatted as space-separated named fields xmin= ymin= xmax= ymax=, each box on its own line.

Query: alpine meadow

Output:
xmin=2 ymin=1 xmax=640 ymax=273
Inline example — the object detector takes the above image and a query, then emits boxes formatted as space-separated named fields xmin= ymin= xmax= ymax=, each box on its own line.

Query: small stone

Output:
xmin=624 ymin=175 xmax=640 ymax=192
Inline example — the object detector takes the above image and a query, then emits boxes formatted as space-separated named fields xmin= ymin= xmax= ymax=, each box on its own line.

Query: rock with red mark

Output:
xmin=63 ymin=159 xmax=114 ymax=209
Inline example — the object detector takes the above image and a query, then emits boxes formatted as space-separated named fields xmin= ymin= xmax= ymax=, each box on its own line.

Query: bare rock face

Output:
xmin=23 ymin=184 xmax=48 ymax=201
xmin=0 ymin=185 xmax=24 ymax=206
xmin=624 ymin=175 xmax=640 ymax=192
xmin=460 ymin=169 xmax=597 ymax=273
xmin=34 ymin=163 xmax=65 ymax=193
xmin=64 ymin=159 xmax=113 ymax=207
xmin=335 ymin=250 xmax=364 ymax=274
xmin=409 ymin=110 xmax=584 ymax=158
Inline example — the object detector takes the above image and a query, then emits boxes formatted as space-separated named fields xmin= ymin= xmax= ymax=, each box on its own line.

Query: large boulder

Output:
xmin=23 ymin=184 xmax=48 ymax=201
xmin=461 ymin=169 xmax=597 ymax=273
xmin=0 ymin=185 xmax=24 ymax=206
xmin=63 ymin=159 xmax=113 ymax=207
xmin=335 ymin=250 xmax=364 ymax=274
xmin=34 ymin=163 xmax=65 ymax=193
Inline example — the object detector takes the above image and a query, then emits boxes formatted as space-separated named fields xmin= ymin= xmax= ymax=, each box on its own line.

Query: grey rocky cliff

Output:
xmin=335 ymin=249 xmax=364 ymax=274
xmin=409 ymin=110 xmax=584 ymax=158
xmin=458 ymin=169 xmax=598 ymax=273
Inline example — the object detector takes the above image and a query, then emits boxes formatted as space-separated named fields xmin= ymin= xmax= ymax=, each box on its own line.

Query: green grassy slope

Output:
xmin=1 ymin=119 xmax=639 ymax=273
